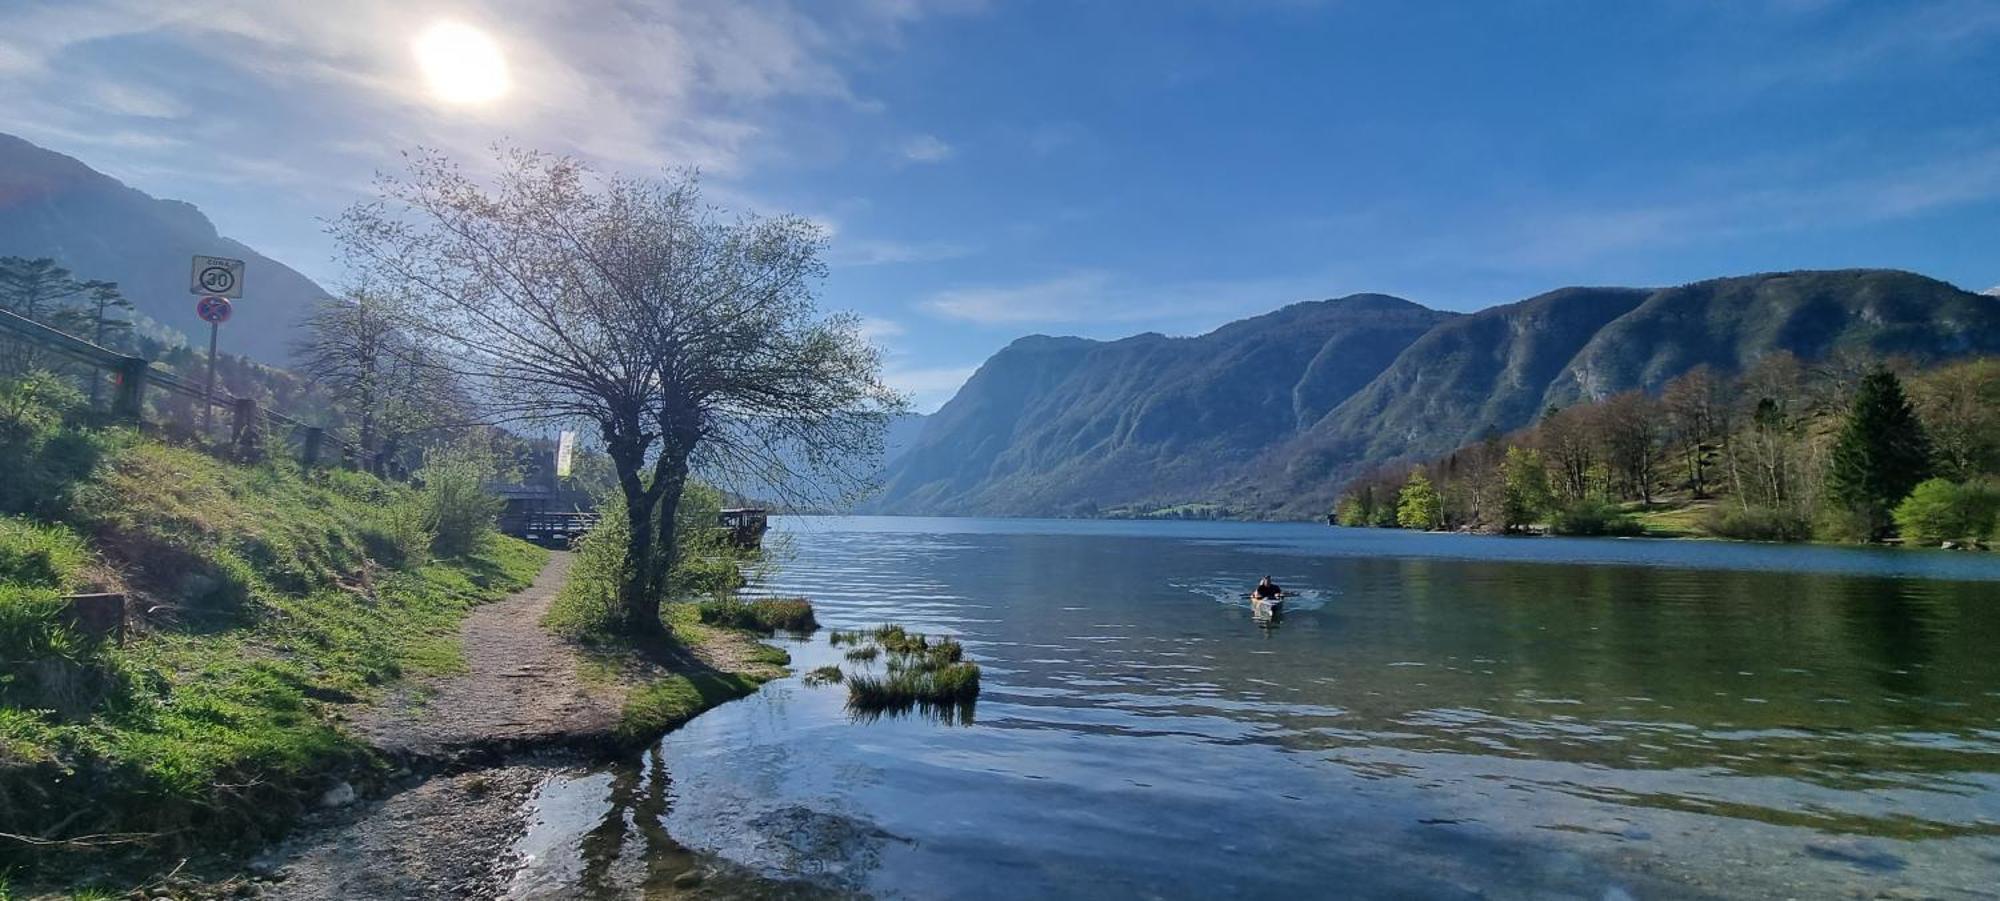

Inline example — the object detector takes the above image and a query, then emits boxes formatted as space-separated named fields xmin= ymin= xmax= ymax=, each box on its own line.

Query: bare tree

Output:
xmin=1597 ymin=390 xmax=1665 ymax=505
xmin=1537 ymin=405 xmax=1599 ymax=502
xmin=334 ymin=149 xmax=900 ymax=636
xmin=292 ymin=288 xmax=465 ymax=454
xmin=1662 ymin=366 xmax=1729 ymax=497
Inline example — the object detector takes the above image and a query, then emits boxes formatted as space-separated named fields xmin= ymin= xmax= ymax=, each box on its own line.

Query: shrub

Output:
xmin=416 ymin=443 xmax=505 ymax=559
xmin=1699 ymin=505 xmax=1813 ymax=542
xmin=0 ymin=374 xmax=110 ymax=520
xmin=1894 ymin=478 xmax=2000 ymax=546
xmin=1549 ymin=499 xmax=1643 ymax=537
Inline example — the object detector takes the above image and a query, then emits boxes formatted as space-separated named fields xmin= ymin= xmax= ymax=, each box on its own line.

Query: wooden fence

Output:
xmin=0 ymin=307 xmax=402 ymax=476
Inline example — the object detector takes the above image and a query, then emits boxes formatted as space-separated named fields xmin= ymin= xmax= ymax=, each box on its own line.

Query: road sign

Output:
xmin=196 ymin=295 xmax=233 ymax=324
xmin=190 ymin=255 xmax=245 ymax=298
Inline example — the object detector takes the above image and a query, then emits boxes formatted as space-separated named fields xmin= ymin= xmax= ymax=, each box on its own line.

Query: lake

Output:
xmin=509 ymin=517 xmax=2000 ymax=899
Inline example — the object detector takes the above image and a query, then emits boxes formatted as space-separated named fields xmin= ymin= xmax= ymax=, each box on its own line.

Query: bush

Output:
xmin=416 ymin=443 xmax=505 ymax=559
xmin=544 ymin=499 xmax=627 ymax=641
xmin=546 ymin=484 xmax=759 ymax=643
xmin=1700 ymin=505 xmax=1813 ymax=542
xmin=1549 ymin=499 xmax=1643 ymax=537
xmin=1894 ymin=478 xmax=2000 ymax=546
xmin=0 ymin=373 xmax=110 ymax=520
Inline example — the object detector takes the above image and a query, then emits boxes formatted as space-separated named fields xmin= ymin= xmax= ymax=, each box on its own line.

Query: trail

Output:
xmin=347 ymin=551 xmax=625 ymax=757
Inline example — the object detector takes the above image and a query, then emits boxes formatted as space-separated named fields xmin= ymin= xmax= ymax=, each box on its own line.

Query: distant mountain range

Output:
xmin=0 ymin=133 xmax=327 ymax=363
xmin=871 ymin=269 xmax=2000 ymax=519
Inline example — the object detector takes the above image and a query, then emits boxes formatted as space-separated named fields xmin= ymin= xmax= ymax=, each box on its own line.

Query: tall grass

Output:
xmin=825 ymin=625 xmax=981 ymax=722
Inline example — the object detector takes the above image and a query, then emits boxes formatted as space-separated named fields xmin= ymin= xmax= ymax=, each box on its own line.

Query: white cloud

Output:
xmin=827 ymin=237 xmax=973 ymax=266
xmin=923 ymin=272 xmax=1115 ymax=324
xmin=898 ymin=133 xmax=954 ymax=163
xmin=1983 ymin=285 xmax=2000 ymax=297
xmin=882 ymin=364 xmax=978 ymax=412
xmin=921 ymin=269 xmax=1356 ymax=330
xmin=857 ymin=316 xmax=907 ymax=341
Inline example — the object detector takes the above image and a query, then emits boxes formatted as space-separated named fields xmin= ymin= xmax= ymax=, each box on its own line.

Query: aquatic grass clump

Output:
xmin=814 ymin=623 xmax=981 ymax=722
xmin=696 ymin=597 xmax=819 ymax=635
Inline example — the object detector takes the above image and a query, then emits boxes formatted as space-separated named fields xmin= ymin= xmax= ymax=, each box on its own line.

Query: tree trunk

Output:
xmin=650 ymin=452 xmax=692 ymax=614
xmin=606 ymin=427 xmax=666 ymax=639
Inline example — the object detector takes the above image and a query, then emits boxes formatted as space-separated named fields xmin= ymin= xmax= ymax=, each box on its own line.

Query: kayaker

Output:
xmin=1252 ymin=576 xmax=1284 ymax=602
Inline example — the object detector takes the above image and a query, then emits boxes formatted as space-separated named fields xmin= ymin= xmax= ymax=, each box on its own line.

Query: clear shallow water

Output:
xmin=511 ymin=517 xmax=2000 ymax=899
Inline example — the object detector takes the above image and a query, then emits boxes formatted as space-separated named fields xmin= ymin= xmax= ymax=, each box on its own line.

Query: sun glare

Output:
xmin=413 ymin=21 xmax=510 ymax=105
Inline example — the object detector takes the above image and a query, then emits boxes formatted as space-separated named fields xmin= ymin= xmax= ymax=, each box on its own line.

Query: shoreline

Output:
xmin=26 ymin=552 xmax=799 ymax=900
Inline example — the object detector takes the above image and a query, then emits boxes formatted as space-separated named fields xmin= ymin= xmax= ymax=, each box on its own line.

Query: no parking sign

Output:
xmin=196 ymin=294 xmax=233 ymax=324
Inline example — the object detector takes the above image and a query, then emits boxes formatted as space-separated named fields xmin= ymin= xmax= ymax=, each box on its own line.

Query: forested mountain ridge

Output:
xmin=0 ymin=132 xmax=327 ymax=363
xmin=871 ymin=295 xmax=1453 ymax=515
xmin=874 ymin=270 xmax=2000 ymax=518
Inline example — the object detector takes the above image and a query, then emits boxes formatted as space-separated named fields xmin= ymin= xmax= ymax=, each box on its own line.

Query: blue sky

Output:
xmin=4 ymin=0 xmax=1999 ymax=410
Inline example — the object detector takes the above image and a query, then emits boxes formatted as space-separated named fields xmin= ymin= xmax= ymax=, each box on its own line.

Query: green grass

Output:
xmin=1626 ymin=500 xmax=1715 ymax=538
xmin=803 ymin=665 xmax=844 ymax=686
xmin=695 ymin=597 xmax=818 ymax=635
xmin=616 ymin=671 xmax=762 ymax=741
xmin=0 ymin=400 xmax=545 ymax=870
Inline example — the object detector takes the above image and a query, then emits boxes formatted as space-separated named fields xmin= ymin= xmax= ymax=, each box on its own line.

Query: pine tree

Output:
xmin=1828 ymin=367 xmax=1934 ymax=539
xmin=1396 ymin=470 xmax=1444 ymax=531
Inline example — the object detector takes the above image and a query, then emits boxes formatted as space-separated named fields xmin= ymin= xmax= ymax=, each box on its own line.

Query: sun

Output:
xmin=413 ymin=21 xmax=511 ymax=105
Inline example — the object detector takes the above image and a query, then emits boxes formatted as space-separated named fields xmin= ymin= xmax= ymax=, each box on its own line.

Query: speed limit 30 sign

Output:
xmin=189 ymin=255 xmax=245 ymax=298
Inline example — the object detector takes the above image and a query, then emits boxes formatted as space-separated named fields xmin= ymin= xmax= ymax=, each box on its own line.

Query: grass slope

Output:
xmin=0 ymin=407 xmax=543 ymax=875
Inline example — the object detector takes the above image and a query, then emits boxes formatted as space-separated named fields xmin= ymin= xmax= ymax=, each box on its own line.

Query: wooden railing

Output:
xmin=0 ymin=307 xmax=401 ymax=476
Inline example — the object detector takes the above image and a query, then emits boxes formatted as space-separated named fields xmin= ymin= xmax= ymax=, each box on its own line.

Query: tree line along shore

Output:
xmin=1336 ymin=354 xmax=2000 ymax=548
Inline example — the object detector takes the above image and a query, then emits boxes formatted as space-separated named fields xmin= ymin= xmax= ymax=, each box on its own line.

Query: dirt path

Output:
xmin=346 ymin=552 xmax=625 ymax=758
xmin=229 ymin=552 xmax=800 ymax=900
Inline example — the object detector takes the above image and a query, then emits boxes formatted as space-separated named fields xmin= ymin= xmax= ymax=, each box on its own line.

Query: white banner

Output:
xmin=555 ymin=430 xmax=576 ymax=478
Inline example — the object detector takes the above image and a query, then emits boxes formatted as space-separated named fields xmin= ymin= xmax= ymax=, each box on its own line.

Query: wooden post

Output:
xmin=231 ymin=397 xmax=259 ymax=455
xmin=112 ymin=357 xmax=149 ymax=421
xmin=302 ymin=427 xmax=324 ymax=467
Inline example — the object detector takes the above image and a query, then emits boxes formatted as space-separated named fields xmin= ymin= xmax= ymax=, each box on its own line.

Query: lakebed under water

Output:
xmin=509 ymin=517 xmax=2000 ymax=899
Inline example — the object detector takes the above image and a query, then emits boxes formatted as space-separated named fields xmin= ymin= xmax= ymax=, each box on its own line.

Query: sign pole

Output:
xmin=203 ymin=318 xmax=220 ymax=434
xmin=188 ymin=254 xmax=244 ymax=439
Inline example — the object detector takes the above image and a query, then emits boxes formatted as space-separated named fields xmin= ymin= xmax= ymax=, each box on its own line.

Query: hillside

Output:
xmin=0 ymin=380 xmax=544 ymax=871
xmin=872 ymin=270 xmax=2000 ymax=518
xmin=0 ymin=133 xmax=328 ymax=363
xmin=871 ymin=295 xmax=1453 ymax=515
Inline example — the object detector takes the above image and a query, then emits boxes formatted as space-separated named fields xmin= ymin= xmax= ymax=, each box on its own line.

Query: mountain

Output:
xmin=0 ymin=133 xmax=327 ymax=363
xmin=872 ymin=270 xmax=2000 ymax=518
xmin=884 ymin=412 xmax=928 ymax=464
xmin=869 ymin=295 xmax=1454 ymax=515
